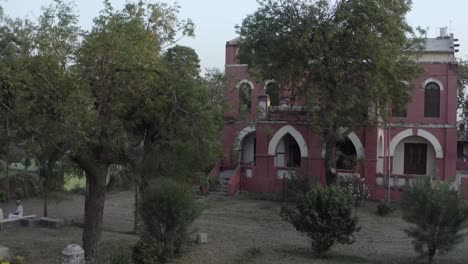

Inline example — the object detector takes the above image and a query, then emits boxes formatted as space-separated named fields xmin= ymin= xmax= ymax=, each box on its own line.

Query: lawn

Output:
xmin=0 ymin=192 xmax=467 ymax=264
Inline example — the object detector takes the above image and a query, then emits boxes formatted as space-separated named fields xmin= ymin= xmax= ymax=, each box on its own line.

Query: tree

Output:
xmin=237 ymin=0 xmax=424 ymax=185
xmin=282 ymin=185 xmax=360 ymax=258
xmin=457 ymin=60 xmax=468 ymax=119
xmin=1 ymin=0 xmax=221 ymax=260
xmin=401 ymin=177 xmax=468 ymax=264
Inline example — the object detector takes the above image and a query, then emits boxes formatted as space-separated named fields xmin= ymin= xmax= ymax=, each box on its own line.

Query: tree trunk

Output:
xmin=82 ymin=166 xmax=108 ymax=260
xmin=323 ymin=128 xmax=338 ymax=186
xmin=43 ymin=177 xmax=48 ymax=217
xmin=133 ymin=183 xmax=140 ymax=234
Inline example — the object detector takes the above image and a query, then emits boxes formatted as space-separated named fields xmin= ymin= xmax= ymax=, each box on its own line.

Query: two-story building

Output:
xmin=220 ymin=31 xmax=460 ymax=200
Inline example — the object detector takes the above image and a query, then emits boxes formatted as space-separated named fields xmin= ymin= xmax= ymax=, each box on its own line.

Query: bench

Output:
xmin=39 ymin=217 xmax=66 ymax=229
xmin=0 ymin=215 xmax=38 ymax=230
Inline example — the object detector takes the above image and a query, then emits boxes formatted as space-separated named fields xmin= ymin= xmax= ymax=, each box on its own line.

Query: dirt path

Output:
xmin=1 ymin=193 xmax=467 ymax=264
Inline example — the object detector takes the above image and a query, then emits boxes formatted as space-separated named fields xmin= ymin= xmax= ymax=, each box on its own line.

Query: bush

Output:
xmin=134 ymin=178 xmax=200 ymax=263
xmin=132 ymin=239 xmax=159 ymax=264
xmin=337 ymin=173 xmax=370 ymax=206
xmin=377 ymin=202 xmax=393 ymax=216
xmin=282 ymin=185 xmax=360 ymax=258
xmin=285 ymin=173 xmax=315 ymax=201
xmin=14 ymin=188 xmax=24 ymax=199
xmin=401 ymin=177 xmax=468 ymax=264
xmin=0 ymin=191 xmax=6 ymax=202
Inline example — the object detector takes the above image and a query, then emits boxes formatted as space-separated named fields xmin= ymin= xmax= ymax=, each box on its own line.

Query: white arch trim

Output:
xmin=417 ymin=129 xmax=444 ymax=158
xmin=236 ymin=79 xmax=254 ymax=89
xmin=421 ymin=77 xmax=444 ymax=91
xmin=347 ymin=132 xmax=365 ymax=159
xmin=320 ymin=130 xmax=365 ymax=159
xmin=268 ymin=125 xmax=308 ymax=157
xmin=264 ymin=79 xmax=277 ymax=89
xmin=389 ymin=129 xmax=413 ymax=156
xmin=235 ymin=126 xmax=255 ymax=151
xmin=389 ymin=128 xmax=443 ymax=158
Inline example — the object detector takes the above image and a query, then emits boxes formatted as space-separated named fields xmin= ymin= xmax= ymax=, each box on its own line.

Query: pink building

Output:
xmin=220 ymin=32 xmax=462 ymax=200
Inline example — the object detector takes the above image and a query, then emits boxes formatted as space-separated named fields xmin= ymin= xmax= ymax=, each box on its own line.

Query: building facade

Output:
xmin=221 ymin=32 xmax=461 ymax=200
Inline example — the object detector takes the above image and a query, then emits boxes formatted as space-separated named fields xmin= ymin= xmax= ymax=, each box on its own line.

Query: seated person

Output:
xmin=8 ymin=200 xmax=24 ymax=219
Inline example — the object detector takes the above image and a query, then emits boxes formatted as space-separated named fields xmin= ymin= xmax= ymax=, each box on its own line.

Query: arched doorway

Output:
xmin=274 ymin=133 xmax=301 ymax=167
xmin=392 ymin=136 xmax=436 ymax=176
xmin=336 ymin=137 xmax=357 ymax=170
xmin=240 ymin=132 xmax=256 ymax=165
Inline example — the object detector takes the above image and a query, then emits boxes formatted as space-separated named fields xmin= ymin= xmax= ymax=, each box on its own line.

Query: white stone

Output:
xmin=196 ymin=233 xmax=208 ymax=244
xmin=62 ymin=244 xmax=85 ymax=264
xmin=0 ymin=246 xmax=11 ymax=261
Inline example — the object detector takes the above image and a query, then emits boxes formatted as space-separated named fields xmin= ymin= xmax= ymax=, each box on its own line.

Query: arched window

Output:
xmin=239 ymin=82 xmax=252 ymax=113
xmin=424 ymin=82 xmax=440 ymax=117
xmin=266 ymin=82 xmax=280 ymax=106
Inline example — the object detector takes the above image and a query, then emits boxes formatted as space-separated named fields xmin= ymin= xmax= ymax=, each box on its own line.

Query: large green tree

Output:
xmin=2 ymin=0 xmax=221 ymax=260
xmin=237 ymin=0 xmax=424 ymax=184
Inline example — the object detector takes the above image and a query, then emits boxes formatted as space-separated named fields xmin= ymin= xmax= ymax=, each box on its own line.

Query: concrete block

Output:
xmin=62 ymin=244 xmax=85 ymax=264
xmin=196 ymin=233 xmax=208 ymax=244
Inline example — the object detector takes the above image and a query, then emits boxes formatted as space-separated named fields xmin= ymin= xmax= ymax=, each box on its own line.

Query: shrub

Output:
xmin=14 ymin=188 xmax=24 ymax=199
xmin=377 ymin=202 xmax=393 ymax=216
xmin=285 ymin=173 xmax=315 ymax=201
xmin=0 ymin=191 xmax=6 ymax=202
xmin=134 ymin=178 xmax=201 ymax=263
xmin=337 ymin=173 xmax=370 ymax=206
xmin=401 ymin=177 xmax=468 ymax=264
xmin=282 ymin=185 xmax=360 ymax=258
xmin=132 ymin=239 xmax=159 ymax=264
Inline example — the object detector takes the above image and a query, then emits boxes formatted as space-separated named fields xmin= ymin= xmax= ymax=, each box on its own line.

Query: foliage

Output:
xmin=377 ymin=202 xmax=393 ymax=216
xmin=64 ymin=174 xmax=86 ymax=194
xmin=0 ymin=256 xmax=24 ymax=264
xmin=136 ymin=178 xmax=201 ymax=262
xmin=401 ymin=177 xmax=468 ymax=264
xmin=337 ymin=173 xmax=370 ymax=206
xmin=237 ymin=0 xmax=424 ymax=184
xmin=458 ymin=60 xmax=468 ymax=111
xmin=282 ymin=185 xmax=360 ymax=258
xmin=0 ymin=0 xmax=222 ymax=258
xmin=0 ymin=191 xmax=5 ymax=202
xmin=132 ymin=239 xmax=159 ymax=264
xmin=285 ymin=173 xmax=315 ymax=201
xmin=14 ymin=187 xmax=23 ymax=199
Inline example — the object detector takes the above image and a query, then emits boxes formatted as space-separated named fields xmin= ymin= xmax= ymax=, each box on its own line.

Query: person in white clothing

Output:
xmin=8 ymin=200 xmax=23 ymax=219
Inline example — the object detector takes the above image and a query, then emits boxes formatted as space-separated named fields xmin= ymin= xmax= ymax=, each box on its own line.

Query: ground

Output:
xmin=0 ymin=192 xmax=467 ymax=264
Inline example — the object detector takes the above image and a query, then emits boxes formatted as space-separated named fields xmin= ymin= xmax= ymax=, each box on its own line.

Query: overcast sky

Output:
xmin=3 ymin=0 xmax=467 ymax=72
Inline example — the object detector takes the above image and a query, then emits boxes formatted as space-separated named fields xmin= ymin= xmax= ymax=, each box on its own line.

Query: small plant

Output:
xmin=11 ymin=256 xmax=25 ymax=264
xmin=282 ymin=185 xmax=360 ymax=258
xmin=134 ymin=178 xmax=201 ymax=263
xmin=0 ymin=191 xmax=6 ymax=202
xmin=337 ymin=173 xmax=370 ymax=206
xmin=14 ymin=188 xmax=24 ymax=199
xmin=377 ymin=202 xmax=393 ymax=216
xmin=401 ymin=177 xmax=468 ymax=264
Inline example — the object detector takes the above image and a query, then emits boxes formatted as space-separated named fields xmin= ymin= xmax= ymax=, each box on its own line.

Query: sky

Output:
xmin=2 ymin=0 xmax=468 ymax=72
